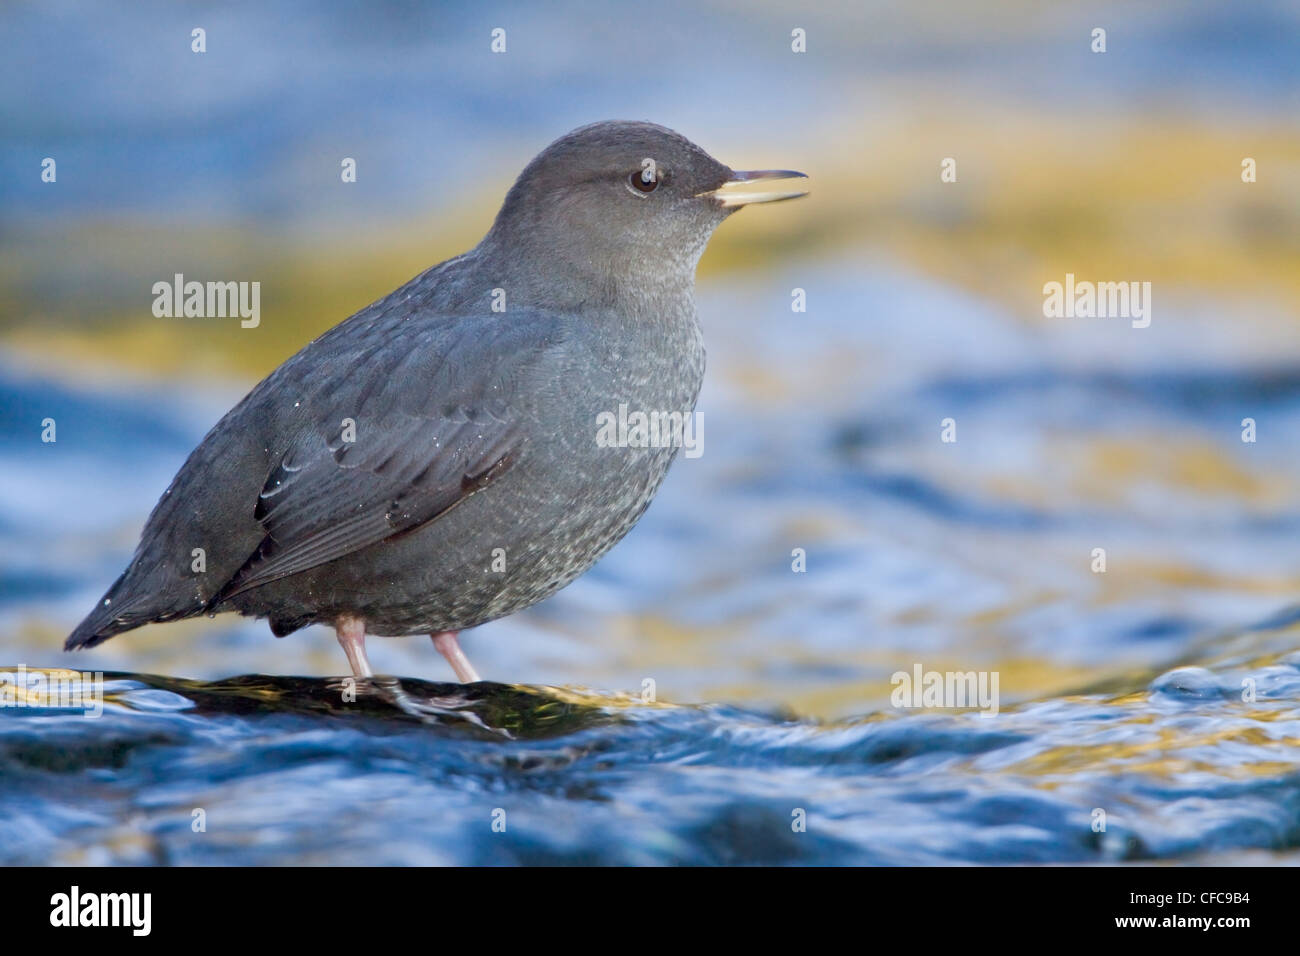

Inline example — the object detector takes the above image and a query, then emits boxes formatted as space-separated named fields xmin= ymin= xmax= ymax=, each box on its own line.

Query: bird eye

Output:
xmin=629 ymin=169 xmax=659 ymax=193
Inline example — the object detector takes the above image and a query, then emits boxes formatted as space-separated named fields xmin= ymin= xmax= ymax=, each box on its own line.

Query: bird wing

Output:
xmin=211 ymin=310 xmax=568 ymax=602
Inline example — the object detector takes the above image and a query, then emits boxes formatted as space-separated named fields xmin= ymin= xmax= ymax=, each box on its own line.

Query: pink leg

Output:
xmin=431 ymin=630 xmax=481 ymax=683
xmin=336 ymin=614 xmax=373 ymax=678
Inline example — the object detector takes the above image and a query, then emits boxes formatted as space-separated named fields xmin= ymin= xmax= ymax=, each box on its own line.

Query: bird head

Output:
xmin=484 ymin=121 xmax=808 ymax=293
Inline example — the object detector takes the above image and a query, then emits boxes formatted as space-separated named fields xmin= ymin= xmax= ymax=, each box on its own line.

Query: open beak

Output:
xmin=700 ymin=168 xmax=809 ymax=208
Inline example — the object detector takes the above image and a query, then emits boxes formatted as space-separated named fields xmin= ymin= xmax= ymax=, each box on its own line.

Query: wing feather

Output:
xmin=210 ymin=311 xmax=565 ymax=603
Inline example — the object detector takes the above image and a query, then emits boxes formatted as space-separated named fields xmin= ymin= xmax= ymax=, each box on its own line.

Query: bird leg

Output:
xmin=431 ymin=630 xmax=480 ymax=683
xmin=336 ymin=614 xmax=374 ymax=679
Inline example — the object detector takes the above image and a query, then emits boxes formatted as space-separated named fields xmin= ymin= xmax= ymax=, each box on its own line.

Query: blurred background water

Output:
xmin=3 ymin=0 xmax=1300 ymax=865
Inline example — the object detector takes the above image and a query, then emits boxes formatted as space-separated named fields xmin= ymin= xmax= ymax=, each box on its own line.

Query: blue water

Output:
xmin=3 ymin=0 xmax=1297 ymax=232
xmin=5 ymin=656 xmax=1300 ymax=865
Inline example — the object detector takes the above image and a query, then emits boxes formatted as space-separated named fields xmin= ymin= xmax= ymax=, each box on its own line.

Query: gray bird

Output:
xmin=66 ymin=121 xmax=808 ymax=681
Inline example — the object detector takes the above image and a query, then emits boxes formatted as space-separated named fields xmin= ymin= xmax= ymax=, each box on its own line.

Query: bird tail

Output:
xmin=65 ymin=572 xmax=157 ymax=650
